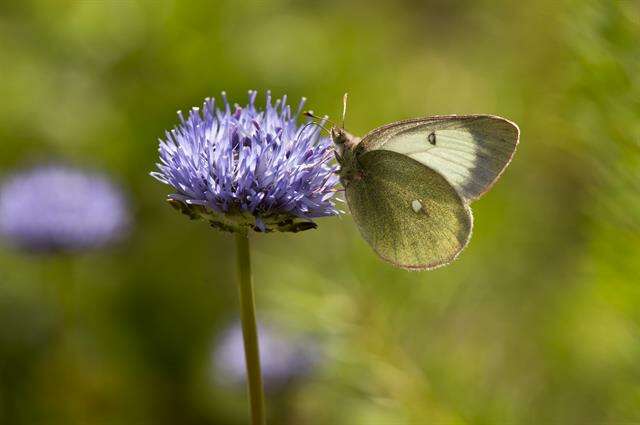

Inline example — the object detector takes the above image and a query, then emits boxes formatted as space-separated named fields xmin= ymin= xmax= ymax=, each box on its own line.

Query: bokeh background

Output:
xmin=1 ymin=0 xmax=639 ymax=423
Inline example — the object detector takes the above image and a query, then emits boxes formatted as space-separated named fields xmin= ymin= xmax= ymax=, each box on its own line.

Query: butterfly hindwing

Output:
xmin=346 ymin=150 xmax=473 ymax=270
xmin=356 ymin=115 xmax=519 ymax=202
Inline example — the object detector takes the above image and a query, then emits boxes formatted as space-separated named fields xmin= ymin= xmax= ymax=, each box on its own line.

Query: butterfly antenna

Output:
xmin=341 ymin=93 xmax=348 ymax=129
xmin=299 ymin=121 xmax=331 ymax=137
xmin=304 ymin=110 xmax=336 ymax=127
xmin=296 ymin=117 xmax=335 ymax=145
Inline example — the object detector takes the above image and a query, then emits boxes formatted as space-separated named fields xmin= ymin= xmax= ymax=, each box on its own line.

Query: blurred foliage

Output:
xmin=0 ymin=0 xmax=638 ymax=424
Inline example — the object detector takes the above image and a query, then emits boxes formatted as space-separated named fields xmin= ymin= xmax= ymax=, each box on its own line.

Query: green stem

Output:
xmin=235 ymin=231 xmax=266 ymax=425
xmin=49 ymin=255 xmax=76 ymax=343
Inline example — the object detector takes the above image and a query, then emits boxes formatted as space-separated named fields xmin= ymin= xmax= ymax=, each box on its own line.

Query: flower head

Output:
xmin=0 ymin=165 xmax=130 ymax=253
xmin=213 ymin=323 xmax=318 ymax=391
xmin=151 ymin=91 xmax=339 ymax=233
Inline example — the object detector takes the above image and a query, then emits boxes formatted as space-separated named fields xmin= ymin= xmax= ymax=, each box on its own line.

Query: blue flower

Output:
xmin=151 ymin=91 xmax=339 ymax=233
xmin=213 ymin=323 xmax=319 ymax=391
xmin=0 ymin=165 xmax=130 ymax=253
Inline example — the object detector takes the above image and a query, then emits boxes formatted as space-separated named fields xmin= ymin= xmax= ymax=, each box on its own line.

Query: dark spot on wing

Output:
xmin=428 ymin=132 xmax=436 ymax=145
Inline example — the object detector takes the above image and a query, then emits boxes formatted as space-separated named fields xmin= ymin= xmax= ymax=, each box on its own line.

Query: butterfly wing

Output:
xmin=356 ymin=115 xmax=519 ymax=202
xmin=346 ymin=150 xmax=473 ymax=270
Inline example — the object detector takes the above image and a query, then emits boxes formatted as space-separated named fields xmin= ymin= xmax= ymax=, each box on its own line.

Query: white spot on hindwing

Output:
xmin=411 ymin=199 xmax=423 ymax=213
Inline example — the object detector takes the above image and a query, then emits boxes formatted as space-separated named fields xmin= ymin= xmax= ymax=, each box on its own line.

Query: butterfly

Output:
xmin=315 ymin=95 xmax=519 ymax=270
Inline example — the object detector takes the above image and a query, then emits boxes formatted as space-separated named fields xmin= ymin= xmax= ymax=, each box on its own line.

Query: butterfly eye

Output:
xmin=331 ymin=128 xmax=346 ymax=144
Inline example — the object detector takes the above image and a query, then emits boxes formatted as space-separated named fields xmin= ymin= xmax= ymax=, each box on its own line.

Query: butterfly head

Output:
xmin=331 ymin=126 xmax=360 ymax=157
xmin=303 ymin=118 xmax=360 ymax=162
xmin=304 ymin=94 xmax=361 ymax=165
xmin=330 ymin=126 xmax=351 ymax=146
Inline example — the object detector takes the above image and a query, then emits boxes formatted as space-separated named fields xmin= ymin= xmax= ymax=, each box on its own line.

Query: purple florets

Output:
xmin=151 ymin=91 xmax=339 ymax=233
xmin=0 ymin=165 xmax=129 ymax=253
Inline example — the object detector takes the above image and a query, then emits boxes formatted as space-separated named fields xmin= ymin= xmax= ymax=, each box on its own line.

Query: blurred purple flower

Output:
xmin=151 ymin=91 xmax=339 ymax=233
xmin=213 ymin=323 xmax=319 ymax=391
xmin=0 ymin=165 xmax=130 ymax=253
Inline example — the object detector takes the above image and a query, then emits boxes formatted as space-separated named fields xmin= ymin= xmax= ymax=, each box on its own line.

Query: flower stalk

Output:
xmin=235 ymin=230 xmax=266 ymax=425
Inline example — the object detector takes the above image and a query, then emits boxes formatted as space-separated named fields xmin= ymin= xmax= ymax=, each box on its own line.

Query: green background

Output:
xmin=1 ymin=0 xmax=639 ymax=423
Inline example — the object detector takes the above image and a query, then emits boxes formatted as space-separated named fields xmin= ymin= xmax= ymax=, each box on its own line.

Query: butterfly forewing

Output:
xmin=346 ymin=150 xmax=473 ymax=270
xmin=357 ymin=115 xmax=519 ymax=202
